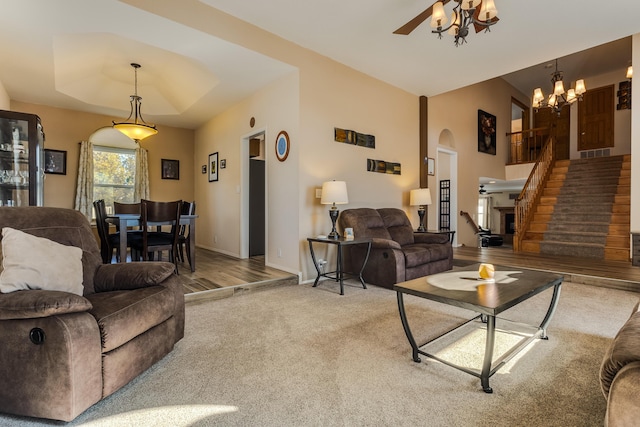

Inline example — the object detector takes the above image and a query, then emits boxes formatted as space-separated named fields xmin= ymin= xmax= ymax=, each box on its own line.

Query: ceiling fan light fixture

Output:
xmin=112 ymin=63 xmax=158 ymax=142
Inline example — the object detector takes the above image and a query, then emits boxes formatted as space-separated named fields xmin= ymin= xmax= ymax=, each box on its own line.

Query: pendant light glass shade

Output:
xmin=112 ymin=63 xmax=158 ymax=141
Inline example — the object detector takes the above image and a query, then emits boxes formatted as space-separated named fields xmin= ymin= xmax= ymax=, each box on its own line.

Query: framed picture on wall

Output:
xmin=44 ymin=149 xmax=67 ymax=175
xmin=161 ymin=159 xmax=179 ymax=180
xmin=478 ymin=109 xmax=497 ymax=155
xmin=209 ymin=152 xmax=218 ymax=182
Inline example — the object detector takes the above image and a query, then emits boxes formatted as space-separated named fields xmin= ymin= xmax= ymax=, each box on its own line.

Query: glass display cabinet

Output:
xmin=0 ymin=110 xmax=44 ymax=206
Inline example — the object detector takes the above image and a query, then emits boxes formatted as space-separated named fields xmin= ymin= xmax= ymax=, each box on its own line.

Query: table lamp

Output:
xmin=321 ymin=180 xmax=348 ymax=239
xmin=410 ymin=188 xmax=432 ymax=232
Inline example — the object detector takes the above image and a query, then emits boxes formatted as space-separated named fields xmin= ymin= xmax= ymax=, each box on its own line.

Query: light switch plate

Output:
xmin=315 ymin=188 xmax=322 ymax=198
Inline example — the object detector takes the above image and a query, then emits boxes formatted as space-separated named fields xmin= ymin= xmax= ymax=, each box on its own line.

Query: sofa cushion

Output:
xmin=0 ymin=227 xmax=84 ymax=296
xmin=86 ymin=286 xmax=174 ymax=353
xmin=600 ymin=308 xmax=640 ymax=397
xmin=0 ymin=207 xmax=103 ymax=295
xmin=378 ymin=208 xmax=415 ymax=246
xmin=339 ymin=208 xmax=391 ymax=240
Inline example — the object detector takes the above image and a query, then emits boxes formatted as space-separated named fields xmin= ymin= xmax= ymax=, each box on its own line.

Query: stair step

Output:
xmin=545 ymin=221 xmax=610 ymax=233
xmin=539 ymin=241 xmax=604 ymax=259
xmin=543 ymin=231 xmax=607 ymax=244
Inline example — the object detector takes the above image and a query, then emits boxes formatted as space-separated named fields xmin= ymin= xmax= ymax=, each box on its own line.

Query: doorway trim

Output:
xmin=240 ymin=127 xmax=267 ymax=260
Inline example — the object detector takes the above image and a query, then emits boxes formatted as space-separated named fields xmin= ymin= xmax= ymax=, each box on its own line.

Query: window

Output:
xmin=478 ymin=196 xmax=489 ymax=230
xmin=93 ymin=146 xmax=136 ymax=215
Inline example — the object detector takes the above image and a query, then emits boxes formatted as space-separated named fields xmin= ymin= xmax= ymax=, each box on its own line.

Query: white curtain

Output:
xmin=74 ymin=140 xmax=94 ymax=219
xmin=134 ymin=146 xmax=150 ymax=201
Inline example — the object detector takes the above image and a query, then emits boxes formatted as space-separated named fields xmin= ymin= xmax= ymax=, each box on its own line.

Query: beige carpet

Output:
xmin=1 ymin=279 xmax=637 ymax=426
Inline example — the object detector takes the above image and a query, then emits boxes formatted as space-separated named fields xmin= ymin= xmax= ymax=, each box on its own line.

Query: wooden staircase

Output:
xmin=520 ymin=155 xmax=630 ymax=261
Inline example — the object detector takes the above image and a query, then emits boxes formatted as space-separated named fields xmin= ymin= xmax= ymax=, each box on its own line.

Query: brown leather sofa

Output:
xmin=0 ymin=207 xmax=185 ymax=422
xmin=600 ymin=301 xmax=640 ymax=426
xmin=338 ymin=208 xmax=453 ymax=289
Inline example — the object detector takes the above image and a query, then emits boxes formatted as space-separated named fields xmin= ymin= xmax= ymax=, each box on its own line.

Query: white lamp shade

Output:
xmin=321 ymin=181 xmax=348 ymax=205
xmin=553 ymin=80 xmax=565 ymax=96
xmin=479 ymin=0 xmax=498 ymax=20
xmin=461 ymin=0 xmax=482 ymax=10
xmin=532 ymin=88 xmax=544 ymax=104
xmin=566 ymin=89 xmax=577 ymax=103
xmin=627 ymin=66 xmax=633 ymax=79
xmin=447 ymin=11 xmax=460 ymax=35
xmin=430 ymin=2 xmax=448 ymax=28
xmin=410 ymin=188 xmax=432 ymax=206
xmin=574 ymin=79 xmax=586 ymax=95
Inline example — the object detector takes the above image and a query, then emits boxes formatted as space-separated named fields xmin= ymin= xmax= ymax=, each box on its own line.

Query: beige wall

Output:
xmin=0 ymin=80 xmax=9 ymax=110
xmin=297 ymin=60 xmax=419 ymax=280
xmin=10 ymin=101 xmax=195 ymax=208
xmin=428 ymin=78 xmax=529 ymax=247
xmin=194 ymin=72 xmax=300 ymax=274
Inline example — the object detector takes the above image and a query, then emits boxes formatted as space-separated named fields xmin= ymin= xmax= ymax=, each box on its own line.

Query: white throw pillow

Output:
xmin=0 ymin=227 xmax=84 ymax=296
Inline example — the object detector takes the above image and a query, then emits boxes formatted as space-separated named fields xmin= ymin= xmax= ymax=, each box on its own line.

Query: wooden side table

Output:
xmin=307 ymin=236 xmax=372 ymax=295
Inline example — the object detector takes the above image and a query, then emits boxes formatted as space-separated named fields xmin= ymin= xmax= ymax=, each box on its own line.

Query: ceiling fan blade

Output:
xmin=473 ymin=6 xmax=499 ymax=33
xmin=393 ymin=0 xmax=452 ymax=35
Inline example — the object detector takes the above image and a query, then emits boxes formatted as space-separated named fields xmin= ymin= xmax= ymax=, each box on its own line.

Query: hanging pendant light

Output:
xmin=112 ymin=63 xmax=158 ymax=141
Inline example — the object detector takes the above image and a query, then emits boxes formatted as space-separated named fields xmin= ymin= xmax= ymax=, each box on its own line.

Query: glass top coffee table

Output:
xmin=394 ymin=263 xmax=563 ymax=393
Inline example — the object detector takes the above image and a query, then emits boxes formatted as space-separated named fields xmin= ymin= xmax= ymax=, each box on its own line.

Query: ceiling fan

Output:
xmin=394 ymin=0 xmax=499 ymax=45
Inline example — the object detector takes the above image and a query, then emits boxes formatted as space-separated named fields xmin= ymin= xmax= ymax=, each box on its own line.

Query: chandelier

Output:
xmin=430 ymin=0 xmax=499 ymax=46
xmin=112 ymin=63 xmax=158 ymax=141
xmin=532 ymin=59 xmax=586 ymax=115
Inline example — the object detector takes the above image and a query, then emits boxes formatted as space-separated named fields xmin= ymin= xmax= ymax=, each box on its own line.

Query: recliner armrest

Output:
xmin=414 ymin=233 xmax=450 ymax=244
xmin=0 ymin=290 xmax=92 ymax=320
xmin=370 ymin=238 xmax=402 ymax=250
xmin=94 ymin=262 xmax=176 ymax=293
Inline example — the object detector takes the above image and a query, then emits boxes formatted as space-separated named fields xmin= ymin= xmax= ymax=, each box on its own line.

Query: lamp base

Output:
xmin=328 ymin=208 xmax=340 ymax=239
xmin=417 ymin=207 xmax=426 ymax=232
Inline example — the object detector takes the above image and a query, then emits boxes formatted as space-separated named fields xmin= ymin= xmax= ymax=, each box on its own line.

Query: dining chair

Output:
xmin=130 ymin=199 xmax=182 ymax=272
xmin=177 ymin=201 xmax=195 ymax=269
xmin=93 ymin=199 xmax=120 ymax=263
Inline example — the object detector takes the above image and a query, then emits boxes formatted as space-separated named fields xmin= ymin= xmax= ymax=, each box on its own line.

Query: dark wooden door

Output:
xmin=249 ymin=159 xmax=265 ymax=257
xmin=534 ymin=107 xmax=570 ymax=160
xmin=578 ymin=85 xmax=614 ymax=151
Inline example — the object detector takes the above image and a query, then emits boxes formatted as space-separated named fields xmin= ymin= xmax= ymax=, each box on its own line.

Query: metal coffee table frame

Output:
xmin=395 ymin=264 xmax=563 ymax=393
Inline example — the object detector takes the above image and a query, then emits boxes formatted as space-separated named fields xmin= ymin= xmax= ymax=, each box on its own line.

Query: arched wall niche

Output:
xmin=438 ymin=128 xmax=455 ymax=148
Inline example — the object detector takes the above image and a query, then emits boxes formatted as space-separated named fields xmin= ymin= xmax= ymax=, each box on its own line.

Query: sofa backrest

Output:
xmin=378 ymin=208 xmax=415 ymax=246
xmin=338 ymin=208 xmax=392 ymax=240
xmin=0 ymin=207 xmax=103 ymax=295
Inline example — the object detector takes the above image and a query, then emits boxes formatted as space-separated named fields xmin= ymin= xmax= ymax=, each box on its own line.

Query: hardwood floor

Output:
xmin=159 ymin=245 xmax=640 ymax=299
xmin=173 ymin=247 xmax=297 ymax=295
xmin=453 ymin=245 xmax=640 ymax=292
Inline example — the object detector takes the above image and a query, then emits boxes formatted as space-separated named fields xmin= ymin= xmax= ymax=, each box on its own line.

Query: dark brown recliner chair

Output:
xmin=338 ymin=208 xmax=453 ymax=289
xmin=0 ymin=207 xmax=185 ymax=422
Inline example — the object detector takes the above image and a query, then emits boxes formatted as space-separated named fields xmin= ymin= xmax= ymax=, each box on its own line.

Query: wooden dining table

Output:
xmin=106 ymin=213 xmax=198 ymax=272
